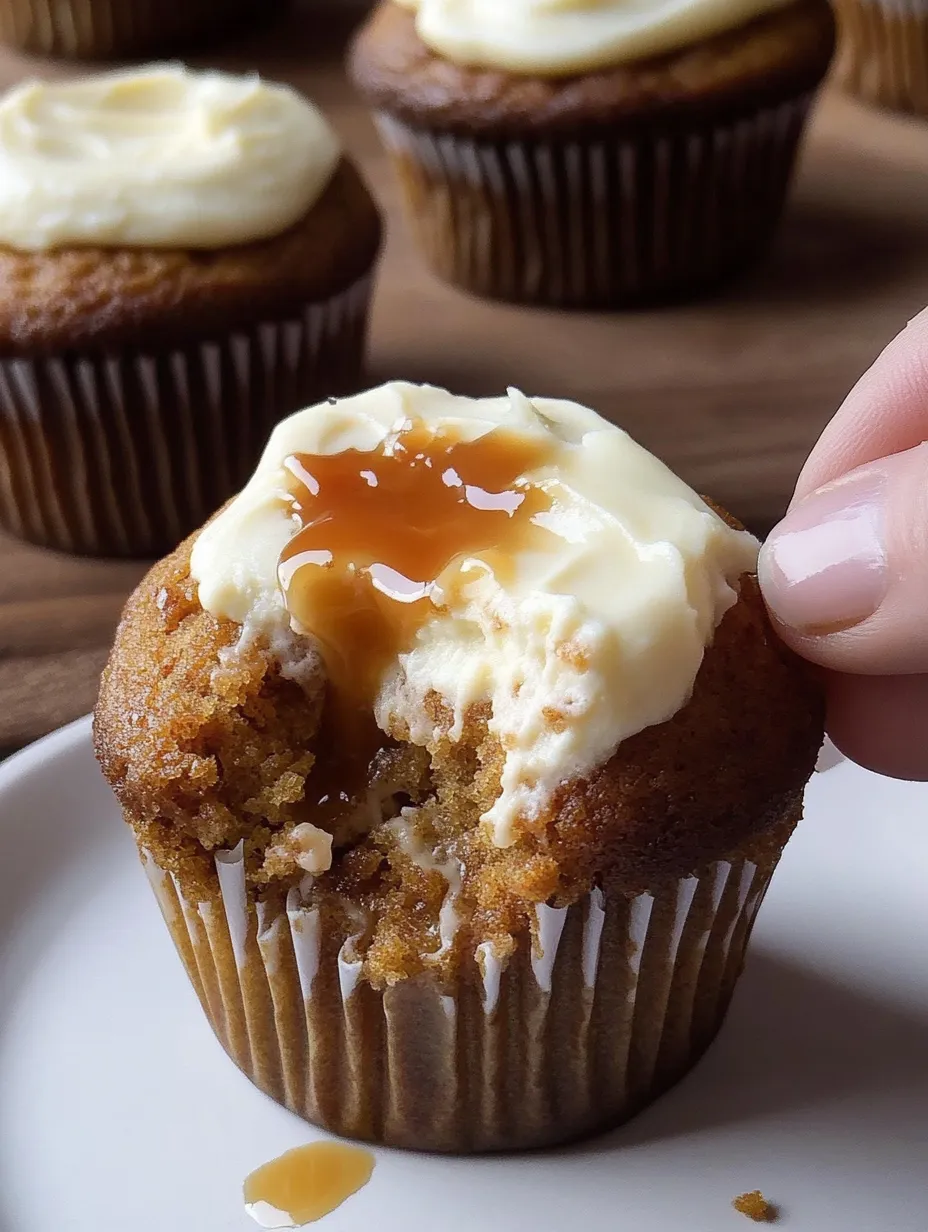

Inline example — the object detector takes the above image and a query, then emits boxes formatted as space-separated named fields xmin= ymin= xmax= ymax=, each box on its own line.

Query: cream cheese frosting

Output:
xmin=393 ymin=0 xmax=796 ymax=76
xmin=0 ymin=65 xmax=341 ymax=252
xmin=191 ymin=382 xmax=758 ymax=848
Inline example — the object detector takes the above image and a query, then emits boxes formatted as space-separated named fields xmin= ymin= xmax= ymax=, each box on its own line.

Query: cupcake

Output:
xmin=832 ymin=0 xmax=928 ymax=115
xmin=0 ymin=65 xmax=381 ymax=557
xmin=0 ymin=0 xmax=284 ymax=59
xmin=349 ymin=0 xmax=835 ymax=307
xmin=94 ymin=382 xmax=823 ymax=1152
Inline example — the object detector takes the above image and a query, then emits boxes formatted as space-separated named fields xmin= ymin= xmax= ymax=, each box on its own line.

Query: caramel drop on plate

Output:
xmin=244 ymin=1142 xmax=375 ymax=1228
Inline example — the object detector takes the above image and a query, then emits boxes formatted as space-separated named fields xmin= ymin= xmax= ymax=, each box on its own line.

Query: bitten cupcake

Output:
xmin=0 ymin=65 xmax=381 ymax=557
xmin=349 ymin=0 xmax=835 ymax=307
xmin=0 ymin=0 xmax=283 ymax=59
xmin=95 ymin=382 xmax=823 ymax=1152
xmin=832 ymin=0 xmax=928 ymax=115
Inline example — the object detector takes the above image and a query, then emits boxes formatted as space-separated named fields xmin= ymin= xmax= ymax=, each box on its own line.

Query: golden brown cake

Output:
xmin=349 ymin=0 xmax=834 ymax=307
xmin=0 ymin=66 xmax=381 ymax=557
xmin=95 ymin=382 xmax=823 ymax=1151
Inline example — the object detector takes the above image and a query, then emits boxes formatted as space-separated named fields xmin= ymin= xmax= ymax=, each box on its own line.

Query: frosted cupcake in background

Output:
xmin=832 ymin=0 xmax=928 ymax=115
xmin=0 ymin=0 xmax=285 ymax=59
xmin=95 ymin=381 xmax=823 ymax=1152
xmin=349 ymin=0 xmax=835 ymax=308
xmin=0 ymin=66 xmax=381 ymax=557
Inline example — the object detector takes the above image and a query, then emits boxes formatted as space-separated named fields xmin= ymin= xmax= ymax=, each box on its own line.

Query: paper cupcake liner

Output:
xmin=0 ymin=0 xmax=283 ymax=58
xmin=0 ymin=275 xmax=372 ymax=558
xmin=375 ymin=95 xmax=814 ymax=308
xmin=833 ymin=0 xmax=928 ymax=114
xmin=143 ymin=840 xmax=781 ymax=1153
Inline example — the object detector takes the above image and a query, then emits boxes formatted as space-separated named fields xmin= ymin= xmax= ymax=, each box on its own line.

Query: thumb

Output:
xmin=758 ymin=442 xmax=928 ymax=675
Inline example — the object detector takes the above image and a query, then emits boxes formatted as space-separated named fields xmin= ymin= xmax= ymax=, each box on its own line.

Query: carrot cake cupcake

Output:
xmin=95 ymin=382 xmax=823 ymax=1151
xmin=0 ymin=65 xmax=381 ymax=557
xmin=350 ymin=0 xmax=834 ymax=306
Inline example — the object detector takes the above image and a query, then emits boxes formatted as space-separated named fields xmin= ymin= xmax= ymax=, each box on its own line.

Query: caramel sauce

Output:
xmin=244 ymin=1142 xmax=374 ymax=1228
xmin=278 ymin=418 xmax=554 ymax=828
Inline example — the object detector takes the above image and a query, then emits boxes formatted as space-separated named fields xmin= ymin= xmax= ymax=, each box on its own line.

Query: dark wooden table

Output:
xmin=2 ymin=4 xmax=928 ymax=752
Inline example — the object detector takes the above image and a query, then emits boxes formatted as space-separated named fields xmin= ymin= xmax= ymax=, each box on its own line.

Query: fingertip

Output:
xmin=758 ymin=469 xmax=887 ymax=645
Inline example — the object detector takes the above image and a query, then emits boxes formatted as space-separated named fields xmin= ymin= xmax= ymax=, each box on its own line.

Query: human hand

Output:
xmin=759 ymin=307 xmax=928 ymax=781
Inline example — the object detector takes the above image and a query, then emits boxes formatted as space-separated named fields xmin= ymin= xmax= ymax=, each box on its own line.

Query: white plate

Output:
xmin=0 ymin=717 xmax=926 ymax=1232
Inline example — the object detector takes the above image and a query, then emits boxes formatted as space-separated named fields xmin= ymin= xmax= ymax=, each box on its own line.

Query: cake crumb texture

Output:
xmin=733 ymin=1191 xmax=778 ymax=1222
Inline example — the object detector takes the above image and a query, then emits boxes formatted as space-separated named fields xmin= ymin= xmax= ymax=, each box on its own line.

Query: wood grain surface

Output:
xmin=1 ymin=3 xmax=927 ymax=751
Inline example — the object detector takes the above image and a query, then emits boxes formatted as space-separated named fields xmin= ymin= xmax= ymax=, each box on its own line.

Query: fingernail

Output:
xmin=759 ymin=470 xmax=888 ymax=634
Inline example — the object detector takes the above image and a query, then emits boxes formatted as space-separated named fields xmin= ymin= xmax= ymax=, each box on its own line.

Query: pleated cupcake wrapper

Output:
xmin=0 ymin=274 xmax=372 ymax=558
xmin=375 ymin=95 xmax=813 ymax=308
xmin=833 ymin=0 xmax=928 ymax=115
xmin=0 ymin=0 xmax=279 ymax=58
xmin=143 ymin=842 xmax=779 ymax=1152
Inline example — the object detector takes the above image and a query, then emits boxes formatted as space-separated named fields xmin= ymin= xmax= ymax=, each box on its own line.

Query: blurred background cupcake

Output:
xmin=0 ymin=64 xmax=381 ymax=558
xmin=832 ymin=0 xmax=928 ymax=115
xmin=350 ymin=0 xmax=835 ymax=308
xmin=0 ymin=0 xmax=288 ymax=60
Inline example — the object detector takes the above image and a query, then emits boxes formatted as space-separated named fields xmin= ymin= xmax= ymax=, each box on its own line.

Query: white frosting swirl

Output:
xmin=395 ymin=0 xmax=797 ymax=75
xmin=191 ymin=383 xmax=758 ymax=848
xmin=0 ymin=65 xmax=341 ymax=252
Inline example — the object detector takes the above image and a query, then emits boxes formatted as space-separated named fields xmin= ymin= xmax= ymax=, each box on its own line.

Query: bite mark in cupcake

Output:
xmin=190 ymin=382 xmax=760 ymax=850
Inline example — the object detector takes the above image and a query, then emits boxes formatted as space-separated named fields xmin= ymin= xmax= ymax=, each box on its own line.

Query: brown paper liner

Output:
xmin=833 ymin=0 xmax=928 ymax=115
xmin=0 ymin=275 xmax=372 ymax=558
xmin=374 ymin=95 xmax=815 ymax=308
xmin=0 ymin=0 xmax=284 ymax=58
xmin=143 ymin=839 xmax=783 ymax=1153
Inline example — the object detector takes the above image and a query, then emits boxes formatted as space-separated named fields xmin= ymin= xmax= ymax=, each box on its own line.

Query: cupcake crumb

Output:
xmin=733 ymin=1191 xmax=778 ymax=1222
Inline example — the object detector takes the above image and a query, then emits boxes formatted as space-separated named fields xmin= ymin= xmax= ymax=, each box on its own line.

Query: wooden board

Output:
xmin=1 ymin=4 xmax=928 ymax=751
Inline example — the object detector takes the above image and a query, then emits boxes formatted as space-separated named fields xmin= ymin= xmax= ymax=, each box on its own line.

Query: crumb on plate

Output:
xmin=733 ymin=1191 xmax=778 ymax=1222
